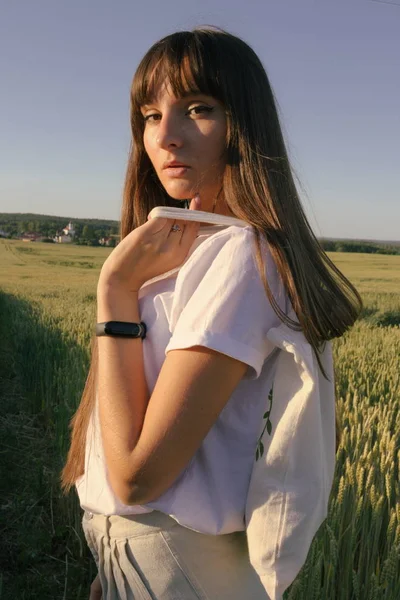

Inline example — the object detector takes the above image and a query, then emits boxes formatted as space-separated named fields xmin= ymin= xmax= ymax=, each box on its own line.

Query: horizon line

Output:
xmin=0 ymin=211 xmax=399 ymax=245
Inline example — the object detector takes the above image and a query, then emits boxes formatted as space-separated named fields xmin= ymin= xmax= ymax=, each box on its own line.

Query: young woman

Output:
xmin=62 ymin=27 xmax=362 ymax=600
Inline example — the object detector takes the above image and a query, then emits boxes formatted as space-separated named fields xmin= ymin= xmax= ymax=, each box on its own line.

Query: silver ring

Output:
xmin=171 ymin=224 xmax=181 ymax=232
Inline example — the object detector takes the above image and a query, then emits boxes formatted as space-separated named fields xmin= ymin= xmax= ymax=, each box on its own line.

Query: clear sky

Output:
xmin=1 ymin=0 xmax=399 ymax=240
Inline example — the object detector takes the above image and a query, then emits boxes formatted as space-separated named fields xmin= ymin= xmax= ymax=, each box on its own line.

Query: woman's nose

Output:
xmin=155 ymin=114 xmax=184 ymax=149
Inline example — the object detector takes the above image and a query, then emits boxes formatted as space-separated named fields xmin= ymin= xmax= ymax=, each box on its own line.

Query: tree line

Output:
xmin=319 ymin=239 xmax=400 ymax=256
xmin=0 ymin=213 xmax=399 ymax=255
xmin=0 ymin=213 xmax=120 ymax=247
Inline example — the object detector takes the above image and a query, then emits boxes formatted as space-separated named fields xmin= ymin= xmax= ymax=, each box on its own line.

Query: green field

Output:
xmin=0 ymin=238 xmax=399 ymax=599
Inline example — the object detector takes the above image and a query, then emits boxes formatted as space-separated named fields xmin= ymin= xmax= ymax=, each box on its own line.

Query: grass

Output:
xmin=0 ymin=238 xmax=399 ymax=599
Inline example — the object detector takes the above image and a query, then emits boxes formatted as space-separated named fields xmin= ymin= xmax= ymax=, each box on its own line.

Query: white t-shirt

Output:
xmin=77 ymin=223 xmax=289 ymax=533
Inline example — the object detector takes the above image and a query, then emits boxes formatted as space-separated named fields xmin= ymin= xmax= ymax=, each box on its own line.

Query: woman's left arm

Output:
xmin=97 ymin=281 xmax=247 ymax=507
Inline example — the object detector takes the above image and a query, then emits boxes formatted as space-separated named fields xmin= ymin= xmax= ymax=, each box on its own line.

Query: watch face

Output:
xmin=104 ymin=322 xmax=139 ymax=335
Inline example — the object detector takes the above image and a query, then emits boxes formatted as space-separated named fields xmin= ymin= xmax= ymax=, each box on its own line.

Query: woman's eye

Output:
xmin=143 ymin=113 xmax=161 ymax=122
xmin=143 ymin=106 xmax=213 ymax=122
xmin=187 ymin=105 xmax=214 ymax=116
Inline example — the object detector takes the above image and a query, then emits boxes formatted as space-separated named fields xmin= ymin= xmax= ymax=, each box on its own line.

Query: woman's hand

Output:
xmin=89 ymin=573 xmax=102 ymax=599
xmin=98 ymin=194 xmax=202 ymax=292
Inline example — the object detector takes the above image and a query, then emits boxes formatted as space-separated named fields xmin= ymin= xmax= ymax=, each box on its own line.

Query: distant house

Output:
xmin=63 ymin=221 xmax=75 ymax=237
xmin=54 ymin=221 xmax=75 ymax=243
xmin=54 ymin=234 xmax=73 ymax=244
xmin=99 ymin=237 xmax=113 ymax=246
xmin=21 ymin=232 xmax=46 ymax=242
xmin=0 ymin=229 xmax=10 ymax=238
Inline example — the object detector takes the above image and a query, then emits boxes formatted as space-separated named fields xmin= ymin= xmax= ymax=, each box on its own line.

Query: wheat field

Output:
xmin=0 ymin=238 xmax=399 ymax=599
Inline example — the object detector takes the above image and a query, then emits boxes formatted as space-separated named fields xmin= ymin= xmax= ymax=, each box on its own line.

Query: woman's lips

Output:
xmin=164 ymin=166 xmax=191 ymax=177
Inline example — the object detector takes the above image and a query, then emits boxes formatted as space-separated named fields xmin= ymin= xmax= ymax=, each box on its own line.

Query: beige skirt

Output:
xmin=82 ymin=509 xmax=269 ymax=600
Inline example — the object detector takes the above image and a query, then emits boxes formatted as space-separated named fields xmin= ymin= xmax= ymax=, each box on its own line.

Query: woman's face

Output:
xmin=141 ymin=80 xmax=227 ymax=210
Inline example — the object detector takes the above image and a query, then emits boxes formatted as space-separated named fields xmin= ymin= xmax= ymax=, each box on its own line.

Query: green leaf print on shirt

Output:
xmin=255 ymin=386 xmax=273 ymax=461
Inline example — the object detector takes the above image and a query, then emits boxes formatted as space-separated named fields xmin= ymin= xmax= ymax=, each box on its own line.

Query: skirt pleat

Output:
xmin=100 ymin=533 xmax=112 ymax=600
xmin=112 ymin=541 xmax=129 ymax=600
xmin=117 ymin=539 xmax=153 ymax=600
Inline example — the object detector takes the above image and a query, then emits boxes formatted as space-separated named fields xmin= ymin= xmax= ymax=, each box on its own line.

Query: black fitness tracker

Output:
xmin=95 ymin=321 xmax=147 ymax=339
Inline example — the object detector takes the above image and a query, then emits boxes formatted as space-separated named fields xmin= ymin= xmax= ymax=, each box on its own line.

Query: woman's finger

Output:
xmin=180 ymin=218 xmax=200 ymax=246
xmin=89 ymin=574 xmax=103 ymax=599
xmin=149 ymin=216 xmax=169 ymax=232
xmin=189 ymin=193 xmax=201 ymax=211
xmin=146 ymin=216 xmax=177 ymax=240
xmin=166 ymin=219 xmax=184 ymax=239
xmin=175 ymin=193 xmax=200 ymax=243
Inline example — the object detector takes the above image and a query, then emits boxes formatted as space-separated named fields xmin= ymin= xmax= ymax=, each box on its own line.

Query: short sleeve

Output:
xmin=165 ymin=226 xmax=286 ymax=380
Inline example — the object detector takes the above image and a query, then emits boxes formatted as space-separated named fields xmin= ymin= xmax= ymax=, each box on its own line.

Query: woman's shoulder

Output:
xmin=176 ymin=223 xmax=275 ymax=293
xmin=186 ymin=223 xmax=259 ymax=266
xmin=205 ymin=222 xmax=255 ymax=242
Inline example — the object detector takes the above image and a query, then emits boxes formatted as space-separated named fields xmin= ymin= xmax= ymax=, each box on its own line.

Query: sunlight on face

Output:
xmin=141 ymin=80 xmax=227 ymax=209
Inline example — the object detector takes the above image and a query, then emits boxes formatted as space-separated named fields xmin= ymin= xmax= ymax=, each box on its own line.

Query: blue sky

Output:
xmin=1 ymin=0 xmax=399 ymax=240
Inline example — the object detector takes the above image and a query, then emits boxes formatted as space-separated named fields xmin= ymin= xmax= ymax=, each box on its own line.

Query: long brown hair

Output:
xmin=61 ymin=27 xmax=362 ymax=491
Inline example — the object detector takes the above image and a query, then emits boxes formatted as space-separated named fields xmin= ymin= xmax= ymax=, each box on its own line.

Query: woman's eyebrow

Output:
xmin=142 ymin=91 xmax=212 ymax=105
xmin=180 ymin=91 xmax=208 ymax=98
xmin=180 ymin=92 xmax=216 ymax=102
